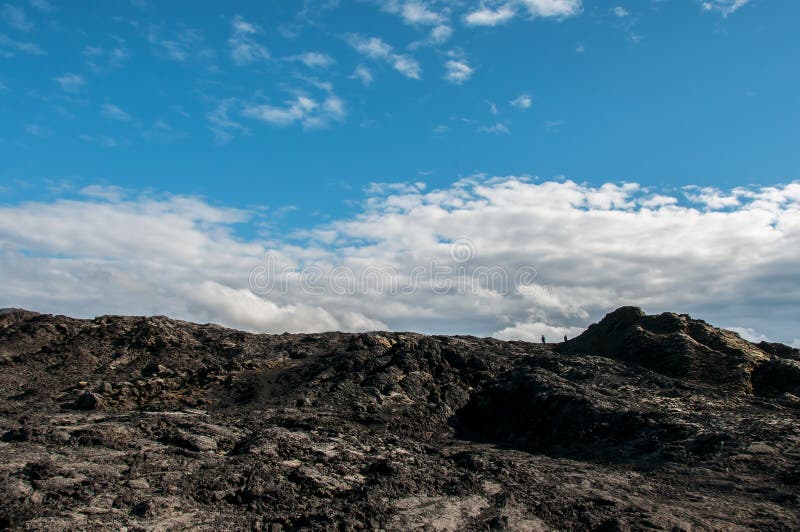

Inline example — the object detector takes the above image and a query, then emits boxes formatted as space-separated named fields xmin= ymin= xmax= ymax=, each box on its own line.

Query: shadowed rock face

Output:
xmin=0 ymin=308 xmax=799 ymax=530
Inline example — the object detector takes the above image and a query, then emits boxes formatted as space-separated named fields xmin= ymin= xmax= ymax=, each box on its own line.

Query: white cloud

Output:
xmin=575 ymin=42 xmax=584 ymax=53
xmin=378 ymin=0 xmax=445 ymax=26
xmin=639 ymin=194 xmax=677 ymax=209
xmin=683 ymin=186 xmax=741 ymax=210
xmin=287 ymin=51 xmax=335 ymax=69
xmin=510 ymin=93 xmax=532 ymax=109
xmin=206 ymin=99 xmax=248 ymax=144
xmin=350 ymin=65 xmax=374 ymax=86
xmin=84 ymin=43 xmax=130 ymax=70
xmin=146 ymin=25 xmax=215 ymax=66
xmin=228 ymin=15 xmax=269 ymax=66
xmin=346 ymin=34 xmax=421 ymax=79
xmin=0 ymin=32 xmax=43 ymax=55
xmin=465 ymin=0 xmax=581 ymax=26
xmin=347 ymin=33 xmax=392 ymax=58
xmin=613 ymin=6 xmax=629 ymax=17
xmin=54 ymin=73 xmax=85 ymax=93
xmin=791 ymin=339 xmax=800 ymax=349
xmin=521 ymin=0 xmax=582 ymax=18
xmin=494 ymin=321 xmax=585 ymax=342
xmin=478 ymin=123 xmax=510 ymax=134
xmin=242 ymin=88 xmax=346 ymax=130
xmin=400 ymin=1 xmax=444 ymax=25
xmin=430 ymin=24 xmax=453 ymax=43
xmin=24 ymin=124 xmax=48 ymax=137
xmin=3 ymin=177 xmax=800 ymax=344
xmin=464 ymin=4 xmax=516 ymax=26
xmin=726 ymin=326 xmax=769 ymax=343
xmin=80 ymin=185 xmax=126 ymax=202
xmin=101 ymin=103 xmax=131 ymax=122
xmin=444 ymin=58 xmax=474 ymax=84
xmin=0 ymin=194 xmax=382 ymax=333
xmin=702 ymin=0 xmax=751 ymax=17
xmin=2 ymin=4 xmax=32 ymax=31
xmin=28 ymin=0 xmax=52 ymax=11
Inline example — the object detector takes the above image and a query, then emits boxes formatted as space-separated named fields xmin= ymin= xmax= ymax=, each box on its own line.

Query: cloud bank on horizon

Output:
xmin=1 ymin=176 xmax=798 ymax=347
xmin=2 ymin=0 xmax=798 ymax=347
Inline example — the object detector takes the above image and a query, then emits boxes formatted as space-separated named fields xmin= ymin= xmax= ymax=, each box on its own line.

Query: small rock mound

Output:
xmin=557 ymin=306 xmax=769 ymax=392
xmin=0 ymin=308 xmax=40 ymax=328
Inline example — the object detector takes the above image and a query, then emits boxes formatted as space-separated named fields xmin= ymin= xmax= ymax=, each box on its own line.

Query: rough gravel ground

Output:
xmin=0 ymin=307 xmax=798 ymax=530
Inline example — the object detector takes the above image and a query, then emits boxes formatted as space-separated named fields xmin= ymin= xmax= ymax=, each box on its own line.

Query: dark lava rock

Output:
xmin=556 ymin=306 xmax=770 ymax=392
xmin=66 ymin=391 xmax=105 ymax=411
xmin=752 ymin=358 xmax=800 ymax=397
xmin=0 ymin=307 xmax=798 ymax=530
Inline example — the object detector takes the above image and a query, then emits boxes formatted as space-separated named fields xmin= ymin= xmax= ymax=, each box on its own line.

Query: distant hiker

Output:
xmin=564 ymin=335 xmax=568 ymax=343
xmin=541 ymin=335 xmax=546 ymax=344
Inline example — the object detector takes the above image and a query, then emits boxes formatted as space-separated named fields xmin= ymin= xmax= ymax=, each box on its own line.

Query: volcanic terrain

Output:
xmin=0 ymin=307 xmax=798 ymax=530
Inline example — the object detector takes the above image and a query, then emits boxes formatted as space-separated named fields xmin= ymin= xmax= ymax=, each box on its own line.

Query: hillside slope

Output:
xmin=1 ymin=308 xmax=799 ymax=530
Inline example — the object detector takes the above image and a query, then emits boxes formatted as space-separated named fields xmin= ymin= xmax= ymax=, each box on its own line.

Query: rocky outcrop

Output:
xmin=0 ymin=308 xmax=798 ymax=530
xmin=555 ymin=306 xmax=775 ymax=392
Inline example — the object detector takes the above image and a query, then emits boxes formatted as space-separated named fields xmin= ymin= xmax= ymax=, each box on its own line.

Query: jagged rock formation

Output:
xmin=0 ymin=308 xmax=798 ymax=530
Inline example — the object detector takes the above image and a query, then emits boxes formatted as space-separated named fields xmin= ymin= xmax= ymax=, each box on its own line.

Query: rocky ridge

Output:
xmin=0 ymin=307 xmax=799 ymax=530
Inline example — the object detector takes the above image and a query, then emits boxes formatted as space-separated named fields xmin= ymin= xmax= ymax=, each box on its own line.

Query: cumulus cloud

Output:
xmin=228 ymin=15 xmax=269 ymax=65
xmin=242 ymin=86 xmax=346 ymax=130
xmin=101 ymin=103 xmax=131 ymax=122
xmin=478 ymin=123 xmax=510 ymax=134
xmin=464 ymin=5 xmax=516 ymax=26
xmin=444 ymin=58 xmax=474 ymax=84
xmin=0 ymin=195 xmax=383 ymax=333
xmin=0 ymin=32 xmax=43 ymax=55
xmin=346 ymin=33 xmax=421 ymax=79
xmin=378 ymin=0 xmax=445 ymax=26
xmin=521 ymin=0 xmax=582 ymax=18
xmin=701 ymin=0 xmax=751 ymax=17
xmin=613 ymin=6 xmax=629 ymax=17
xmin=84 ymin=43 xmax=130 ymax=70
xmin=2 ymin=4 xmax=32 ymax=31
xmin=725 ymin=326 xmax=769 ymax=343
xmin=495 ymin=321 xmax=585 ymax=342
xmin=430 ymin=24 xmax=453 ymax=43
xmin=510 ymin=93 xmax=532 ymax=109
xmin=146 ymin=25 xmax=212 ymax=64
xmin=54 ymin=73 xmax=85 ymax=93
xmin=464 ymin=0 xmax=581 ymax=26
xmin=350 ymin=65 xmax=374 ymax=86
xmin=286 ymin=51 xmax=335 ymax=69
xmin=80 ymin=185 xmax=126 ymax=202
xmin=2 ymin=177 xmax=800 ymax=345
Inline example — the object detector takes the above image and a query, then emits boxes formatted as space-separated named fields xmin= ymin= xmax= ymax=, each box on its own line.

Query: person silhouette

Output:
xmin=541 ymin=335 xmax=546 ymax=344
xmin=564 ymin=335 xmax=568 ymax=343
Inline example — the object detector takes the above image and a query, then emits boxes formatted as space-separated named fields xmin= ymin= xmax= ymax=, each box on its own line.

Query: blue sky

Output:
xmin=1 ymin=0 xmax=799 ymax=344
xmin=2 ymin=0 xmax=798 ymax=219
